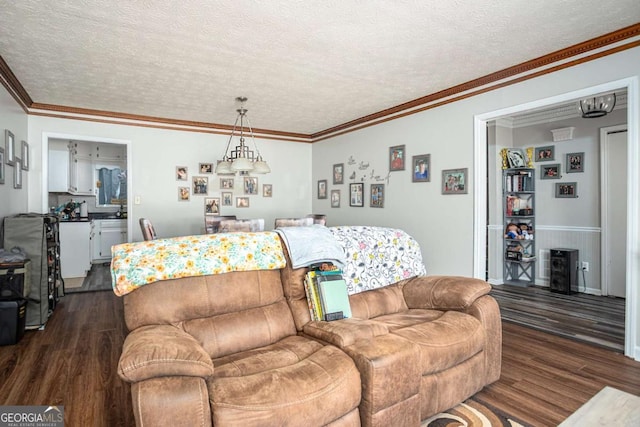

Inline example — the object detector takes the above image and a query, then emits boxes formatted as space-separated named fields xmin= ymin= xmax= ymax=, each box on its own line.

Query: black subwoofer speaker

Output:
xmin=550 ymin=248 xmax=578 ymax=294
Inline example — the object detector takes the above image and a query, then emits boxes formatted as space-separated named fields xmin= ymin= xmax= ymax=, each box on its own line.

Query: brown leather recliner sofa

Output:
xmin=116 ymin=227 xmax=501 ymax=426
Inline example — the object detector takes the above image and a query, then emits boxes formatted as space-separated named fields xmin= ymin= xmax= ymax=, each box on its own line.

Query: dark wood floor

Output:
xmin=491 ymin=284 xmax=625 ymax=352
xmin=65 ymin=263 xmax=113 ymax=294
xmin=1 ymin=291 xmax=639 ymax=426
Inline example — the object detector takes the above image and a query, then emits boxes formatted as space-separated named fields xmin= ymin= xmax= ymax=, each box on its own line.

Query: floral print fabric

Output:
xmin=329 ymin=226 xmax=427 ymax=295
xmin=111 ymin=232 xmax=285 ymax=296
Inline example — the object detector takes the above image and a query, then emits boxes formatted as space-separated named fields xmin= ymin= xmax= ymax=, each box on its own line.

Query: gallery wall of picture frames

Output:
xmin=3 ymin=129 xmax=28 ymax=189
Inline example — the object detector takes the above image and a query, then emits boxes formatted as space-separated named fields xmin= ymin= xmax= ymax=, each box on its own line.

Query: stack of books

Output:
xmin=304 ymin=263 xmax=352 ymax=322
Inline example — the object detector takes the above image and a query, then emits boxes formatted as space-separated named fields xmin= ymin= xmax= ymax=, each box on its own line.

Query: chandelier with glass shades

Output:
xmin=215 ymin=97 xmax=270 ymax=174
xmin=578 ymin=93 xmax=616 ymax=118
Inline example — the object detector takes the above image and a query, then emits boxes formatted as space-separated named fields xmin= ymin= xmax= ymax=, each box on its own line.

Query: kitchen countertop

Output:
xmin=59 ymin=214 xmax=127 ymax=222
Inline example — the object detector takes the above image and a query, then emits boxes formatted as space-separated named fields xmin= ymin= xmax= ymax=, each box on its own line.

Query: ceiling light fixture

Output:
xmin=578 ymin=93 xmax=616 ymax=118
xmin=215 ymin=97 xmax=270 ymax=174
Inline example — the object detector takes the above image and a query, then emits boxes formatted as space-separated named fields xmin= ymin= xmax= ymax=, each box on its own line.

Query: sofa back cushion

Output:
xmin=123 ymin=270 xmax=297 ymax=359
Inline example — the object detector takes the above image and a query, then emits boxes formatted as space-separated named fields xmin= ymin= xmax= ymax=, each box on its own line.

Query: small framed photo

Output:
xmin=318 ymin=179 xmax=327 ymax=199
xmin=506 ymin=149 xmax=526 ymax=168
xmin=540 ymin=163 xmax=561 ymax=179
xmin=193 ymin=176 xmax=208 ymax=195
xmin=556 ymin=182 xmax=578 ymax=198
xmin=412 ymin=154 xmax=430 ymax=182
xmin=370 ymin=184 xmax=384 ymax=208
xmin=20 ymin=140 xmax=29 ymax=171
xmin=350 ymin=182 xmax=364 ymax=207
xmin=0 ymin=147 xmax=5 ymax=184
xmin=5 ymin=130 xmax=15 ymax=166
xmin=13 ymin=159 xmax=22 ymax=189
xmin=199 ymin=162 xmax=214 ymax=174
xmin=244 ymin=176 xmax=258 ymax=195
xmin=221 ymin=192 xmax=233 ymax=206
xmin=263 ymin=184 xmax=272 ymax=197
xmin=220 ymin=178 xmax=234 ymax=189
xmin=178 ymin=187 xmax=190 ymax=201
xmin=176 ymin=166 xmax=188 ymax=181
xmin=442 ymin=168 xmax=468 ymax=194
xmin=236 ymin=197 xmax=250 ymax=208
xmin=566 ymin=152 xmax=584 ymax=173
xmin=535 ymin=146 xmax=555 ymax=162
xmin=333 ymin=163 xmax=344 ymax=184
xmin=389 ymin=145 xmax=405 ymax=171
xmin=331 ymin=189 xmax=340 ymax=208
xmin=205 ymin=197 xmax=220 ymax=215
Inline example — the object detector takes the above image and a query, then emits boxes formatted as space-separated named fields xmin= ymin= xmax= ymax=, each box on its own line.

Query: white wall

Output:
xmin=0 ymin=86 xmax=28 ymax=222
xmin=27 ymin=116 xmax=312 ymax=240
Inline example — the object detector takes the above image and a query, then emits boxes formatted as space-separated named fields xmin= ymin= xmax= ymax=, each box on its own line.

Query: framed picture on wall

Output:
xmin=236 ymin=197 xmax=250 ymax=208
xmin=13 ymin=159 xmax=22 ymax=189
xmin=566 ymin=152 xmax=584 ymax=173
xmin=244 ymin=176 xmax=258 ymax=195
xmin=540 ymin=163 xmax=561 ymax=179
xmin=0 ymin=147 xmax=4 ymax=184
xmin=193 ymin=176 xmax=208 ymax=195
xmin=389 ymin=145 xmax=405 ymax=171
xmin=5 ymin=130 xmax=15 ymax=166
xmin=178 ymin=187 xmax=190 ymax=201
xmin=220 ymin=178 xmax=234 ymax=189
xmin=441 ymin=168 xmax=468 ymax=194
xmin=176 ymin=166 xmax=188 ymax=181
xmin=317 ymin=179 xmax=327 ymax=199
xmin=204 ymin=197 xmax=220 ymax=215
xmin=534 ymin=145 xmax=555 ymax=161
xmin=221 ymin=191 xmax=233 ymax=206
xmin=506 ymin=149 xmax=526 ymax=168
xmin=412 ymin=154 xmax=430 ymax=182
xmin=331 ymin=189 xmax=340 ymax=208
xmin=263 ymin=184 xmax=273 ymax=197
xmin=20 ymin=140 xmax=29 ymax=171
xmin=555 ymin=182 xmax=577 ymax=198
xmin=349 ymin=183 xmax=364 ymax=207
xmin=333 ymin=163 xmax=344 ymax=184
xmin=370 ymin=184 xmax=384 ymax=208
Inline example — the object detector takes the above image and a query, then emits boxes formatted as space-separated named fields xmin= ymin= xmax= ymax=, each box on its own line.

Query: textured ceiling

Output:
xmin=0 ymin=1 xmax=639 ymax=135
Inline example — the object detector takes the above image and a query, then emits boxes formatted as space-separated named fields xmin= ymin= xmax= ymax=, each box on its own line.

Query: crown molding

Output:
xmin=1 ymin=23 xmax=639 ymax=142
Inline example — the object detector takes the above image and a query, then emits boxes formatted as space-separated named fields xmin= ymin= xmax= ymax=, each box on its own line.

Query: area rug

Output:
xmin=422 ymin=398 xmax=531 ymax=427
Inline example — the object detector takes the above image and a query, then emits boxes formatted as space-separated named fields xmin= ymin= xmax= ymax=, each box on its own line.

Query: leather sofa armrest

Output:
xmin=118 ymin=325 xmax=214 ymax=383
xmin=402 ymin=275 xmax=491 ymax=311
xmin=303 ymin=318 xmax=389 ymax=348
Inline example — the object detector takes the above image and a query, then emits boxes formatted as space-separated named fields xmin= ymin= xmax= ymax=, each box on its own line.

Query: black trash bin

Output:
xmin=0 ymin=260 xmax=30 ymax=346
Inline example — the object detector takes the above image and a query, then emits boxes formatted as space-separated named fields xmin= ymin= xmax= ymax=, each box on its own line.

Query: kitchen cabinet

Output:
xmin=68 ymin=142 xmax=94 ymax=195
xmin=48 ymin=146 xmax=69 ymax=192
xmin=59 ymin=221 xmax=92 ymax=278
xmin=92 ymin=220 xmax=127 ymax=262
xmin=95 ymin=143 xmax=125 ymax=161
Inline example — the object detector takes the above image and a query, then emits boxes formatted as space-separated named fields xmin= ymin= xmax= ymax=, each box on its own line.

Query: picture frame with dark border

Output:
xmin=333 ymin=163 xmax=344 ymax=184
xmin=349 ymin=182 xmax=364 ymax=207
xmin=389 ymin=145 xmax=406 ymax=171
xmin=21 ymin=140 xmax=29 ymax=171
xmin=178 ymin=186 xmax=190 ymax=201
xmin=555 ymin=182 xmax=577 ymax=198
xmin=370 ymin=184 xmax=384 ymax=208
xmin=534 ymin=145 xmax=555 ymax=162
xmin=566 ymin=152 xmax=584 ymax=173
xmin=331 ymin=189 xmax=340 ymax=208
xmin=205 ymin=197 xmax=220 ymax=215
xmin=412 ymin=154 xmax=430 ymax=182
xmin=441 ymin=168 xmax=468 ymax=194
xmin=0 ymin=147 xmax=4 ymax=184
xmin=540 ymin=163 xmax=561 ymax=180
xmin=317 ymin=179 xmax=327 ymax=199
xmin=13 ymin=159 xmax=21 ymax=189
xmin=5 ymin=129 xmax=15 ymax=166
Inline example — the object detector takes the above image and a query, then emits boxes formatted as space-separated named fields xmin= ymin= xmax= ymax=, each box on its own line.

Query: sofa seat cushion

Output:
xmin=212 ymin=335 xmax=323 ymax=378
xmin=390 ymin=311 xmax=485 ymax=376
xmin=208 ymin=344 xmax=362 ymax=426
xmin=370 ymin=308 xmax=444 ymax=331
